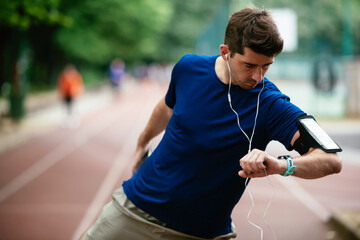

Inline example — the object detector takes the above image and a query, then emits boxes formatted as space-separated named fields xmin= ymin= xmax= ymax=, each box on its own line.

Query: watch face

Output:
xmin=289 ymin=166 xmax=296 ymax=172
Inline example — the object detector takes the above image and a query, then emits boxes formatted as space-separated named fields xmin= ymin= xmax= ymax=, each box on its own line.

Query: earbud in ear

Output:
xmin=225 ymin=53 xmax=228 ymax=60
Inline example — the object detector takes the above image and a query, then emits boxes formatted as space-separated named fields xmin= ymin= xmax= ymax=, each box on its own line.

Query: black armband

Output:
xmin=293 ymin=115 xmax=342 ymax=155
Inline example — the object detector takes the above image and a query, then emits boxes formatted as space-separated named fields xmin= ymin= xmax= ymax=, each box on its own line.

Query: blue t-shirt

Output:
xmin=123 ymin=54 xmax=305 ymax=238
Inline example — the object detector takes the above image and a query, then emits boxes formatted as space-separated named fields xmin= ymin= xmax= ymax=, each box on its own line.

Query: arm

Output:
xmin=238 ymin=130 xmax=342 ymax=179
xmin=132 ymin=96 xmax=173 ymax=173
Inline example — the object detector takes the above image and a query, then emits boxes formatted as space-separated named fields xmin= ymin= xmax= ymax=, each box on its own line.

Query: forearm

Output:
xmin=291 ymin=148 xmax=342 ymax=179
xmin=239 ymin=128 xmax=342 ymax=179
xmin=133 ymin=97 xmax=173 ymax=173
xmin=137 ymin=96 xmax=173 ymax=148
xmin=238 ymin=148 xmax=342 ymax=179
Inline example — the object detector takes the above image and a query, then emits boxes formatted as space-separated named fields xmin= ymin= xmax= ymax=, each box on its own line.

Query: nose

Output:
xmin=252 ymin=67 xmax=263 ymax=83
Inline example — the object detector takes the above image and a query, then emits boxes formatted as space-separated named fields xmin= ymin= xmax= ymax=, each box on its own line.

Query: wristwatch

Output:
xmin=278 ymin=155 xmax=296 ymax=176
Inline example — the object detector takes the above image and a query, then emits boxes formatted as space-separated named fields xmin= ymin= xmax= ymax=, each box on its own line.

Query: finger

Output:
xmin=243 ymin=161 xmax=255 ymax=173
xmin=240 ymin=149 xmax=265 ymax=173
xmin=239 ymin=151 xmax=249 ymax=165
xmin=246 ymin=149 xmax=266 ymax=172
xmin=132 ymin=164 xmax=138 ymax=174
xmin=238 ymin=170 xmax=248 ymax=178
xmin=243 ymin=151 xmax=260 ymax=172
xmin=239 ymin=154 xmax=248 ymax=170
xmin=255 ymin=153 xmax=266 ymax=170
xmin=238 ymin=170 xmax=266 ymax=178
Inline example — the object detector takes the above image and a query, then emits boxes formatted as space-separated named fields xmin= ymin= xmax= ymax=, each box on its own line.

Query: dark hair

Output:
xmin=224 ymin=7 xmax=283 ymax=57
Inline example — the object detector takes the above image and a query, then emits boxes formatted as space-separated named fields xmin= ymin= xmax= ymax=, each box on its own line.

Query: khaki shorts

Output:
xmin=84 ymin=187 xmax=237 ymax=240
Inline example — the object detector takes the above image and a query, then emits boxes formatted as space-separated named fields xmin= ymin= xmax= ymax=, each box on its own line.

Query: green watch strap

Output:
xmin=278 ymin=155 xmax=296 ymax=176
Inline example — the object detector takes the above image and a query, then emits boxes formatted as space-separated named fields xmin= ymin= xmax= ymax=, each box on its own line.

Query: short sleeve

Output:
xmin=165 ymin=68 xmax=177 ymax=108
xmin=266 ymin=96 xmax=306 ymax=150
xmin=165 ymin=55 xmax=190 ymax=109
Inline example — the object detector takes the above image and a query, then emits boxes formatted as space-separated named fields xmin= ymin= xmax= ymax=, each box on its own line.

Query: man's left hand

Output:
xmin=238 ymin=149 xmax=286 ymax=178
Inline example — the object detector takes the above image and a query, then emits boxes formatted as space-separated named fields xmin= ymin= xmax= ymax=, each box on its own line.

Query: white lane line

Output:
xmin=276 ymin=176 xmax=331 ymax=222
xmin=71 ymin=102 xmax=152 ymax=240
xmin=0 ymin=104 xmax=129 ymax=203
xmin=0 ymin=139 xmax=83 ymax=203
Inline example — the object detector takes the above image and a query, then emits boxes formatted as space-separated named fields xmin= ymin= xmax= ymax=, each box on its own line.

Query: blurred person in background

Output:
xmin=108 ymin=58 xmax=126 ymax=96
xmin=81 ymin=6 xmax=342 ymax=240
xmin=147 ymin=63 xmax=173 ymax=86
xmin=57 ymin=64 xmax=84 ymax=127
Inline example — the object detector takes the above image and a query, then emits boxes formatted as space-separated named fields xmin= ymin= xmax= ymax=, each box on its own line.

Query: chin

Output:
xmin=245 ymin=84 xmax=257 ymax=89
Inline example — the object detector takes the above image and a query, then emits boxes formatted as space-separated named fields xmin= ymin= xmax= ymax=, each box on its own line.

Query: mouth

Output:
xmin=247 ymin=81 xmax=258 ymax=88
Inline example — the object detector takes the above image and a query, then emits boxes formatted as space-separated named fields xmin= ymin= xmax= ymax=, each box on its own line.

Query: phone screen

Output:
xmin=299 ymin=117 xmax=341 ymax=152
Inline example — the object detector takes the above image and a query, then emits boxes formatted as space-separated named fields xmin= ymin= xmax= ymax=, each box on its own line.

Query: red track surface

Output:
xmin=0 ymin=82 xmax=359 ymax=240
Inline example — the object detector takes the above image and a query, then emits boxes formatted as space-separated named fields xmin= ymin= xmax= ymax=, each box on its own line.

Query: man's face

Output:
xmin=228 ymin=47 xmax=274 ymax=90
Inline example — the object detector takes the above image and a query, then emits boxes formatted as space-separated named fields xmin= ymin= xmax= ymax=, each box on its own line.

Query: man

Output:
xmin=82 ymin=7 xmax=342 ymax=240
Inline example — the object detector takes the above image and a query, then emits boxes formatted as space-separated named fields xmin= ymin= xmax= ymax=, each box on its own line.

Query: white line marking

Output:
xmin=276 ymin=176 xmax=331 ymax=222
xmin=71 ymin=102 xmax=152 ymax=240
xmin=0 ymin=104 xmax=128 ymax=203
xmin=0 ymin=141 xmax=81 ymax=203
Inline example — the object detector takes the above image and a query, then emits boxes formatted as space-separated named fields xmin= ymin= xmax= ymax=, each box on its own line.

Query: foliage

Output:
xmin=157 ymin=0 xmax=222 ymax=62
xmin=55 ymin=0 xmax=172 ymax=65
xmin=351 ymin=0 xmax=360 ymax=54
xmin=0 ymin=0 xmax=70 ymax=29
xmin=54 ymin=0 xmax=220 ymax=65
xmin=0 ymin=0 xmax=71 ymax=96
xmin=1 ymin=0 xmax=359 ymax=96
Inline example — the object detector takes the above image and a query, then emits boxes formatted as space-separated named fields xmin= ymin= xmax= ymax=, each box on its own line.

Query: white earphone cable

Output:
xmin=263 ymin=169 xmax=277 ymax=240
xmin=226 ymin=56 xmax=276 ymax=240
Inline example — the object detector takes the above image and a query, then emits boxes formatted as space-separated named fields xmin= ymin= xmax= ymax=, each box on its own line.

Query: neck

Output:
xmin=215 ymin=56 xmax=230 ymax=84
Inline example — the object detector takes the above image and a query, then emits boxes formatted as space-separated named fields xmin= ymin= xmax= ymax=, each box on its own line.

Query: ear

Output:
xmin=220 ymin=44 xmax=230 ymax=61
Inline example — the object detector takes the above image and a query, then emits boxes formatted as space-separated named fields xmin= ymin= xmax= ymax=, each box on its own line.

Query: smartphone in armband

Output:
xmin=296 ymin=115 xmax=342 ymax=153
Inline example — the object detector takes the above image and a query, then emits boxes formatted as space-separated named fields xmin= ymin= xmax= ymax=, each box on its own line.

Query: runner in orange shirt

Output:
xmin=57 ymin=64 xmax=84 ymax=124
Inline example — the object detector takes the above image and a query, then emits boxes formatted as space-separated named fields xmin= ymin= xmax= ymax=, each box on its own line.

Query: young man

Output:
xmin=82 ymin=7 xmax=342 ymax=240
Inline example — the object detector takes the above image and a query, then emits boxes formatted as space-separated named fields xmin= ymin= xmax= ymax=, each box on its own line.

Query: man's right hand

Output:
xmin=132 ymin=146 xmax=149 ymax=174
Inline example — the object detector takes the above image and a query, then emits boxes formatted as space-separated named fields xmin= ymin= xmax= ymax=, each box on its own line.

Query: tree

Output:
xmin=0 ymin=0 xmax=69 ymax=120
xmin=0 ymin=0 xmax=229 ymax=112
xmin=55 ymin=0 xmax=172 ymax=65
xmin=157 ymin=0 xmax=222 ymax=62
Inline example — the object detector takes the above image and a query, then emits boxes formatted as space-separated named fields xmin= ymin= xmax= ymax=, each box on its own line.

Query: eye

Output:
xmin=245 ymin=64 xmax=255 ymax=69
xmin=262 ymin=64 xmax=271 ymax=70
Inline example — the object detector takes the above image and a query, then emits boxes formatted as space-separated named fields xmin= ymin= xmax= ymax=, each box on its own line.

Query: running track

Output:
xmin=0 ymin=82 xmax=359 ymax=240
